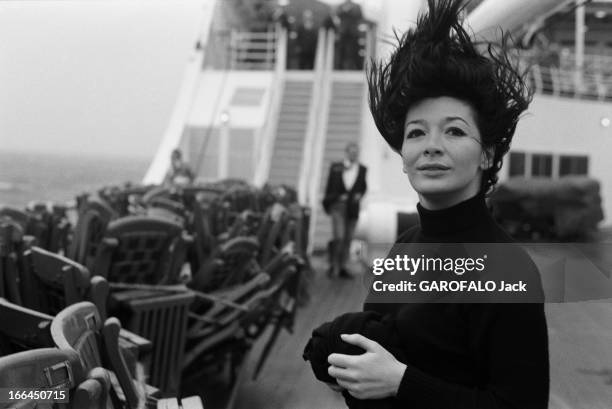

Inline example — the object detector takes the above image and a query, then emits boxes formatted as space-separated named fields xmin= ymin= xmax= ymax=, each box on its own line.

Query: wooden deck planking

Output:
xmin=234 ymin=257 xmax=369 ymax=409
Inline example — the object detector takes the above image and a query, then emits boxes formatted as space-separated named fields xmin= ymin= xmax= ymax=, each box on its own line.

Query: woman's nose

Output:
xmin=423 ymin=131 xmax=444 ymax=156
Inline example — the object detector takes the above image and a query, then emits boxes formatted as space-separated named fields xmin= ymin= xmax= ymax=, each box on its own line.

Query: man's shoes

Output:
xmin=338 ymin=267 xmax=353 ymax=279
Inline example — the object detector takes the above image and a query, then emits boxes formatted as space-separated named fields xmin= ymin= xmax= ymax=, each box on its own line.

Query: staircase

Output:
xmin=267 ymin=80 xmax=313 ymax=186
xmin=313 ymin=80 xmax=365 ymax=249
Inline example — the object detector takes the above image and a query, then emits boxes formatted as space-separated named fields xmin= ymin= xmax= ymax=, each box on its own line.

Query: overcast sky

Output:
xmin=0 ymin=0 xmax=387 ymax=160
xmin=0 ymin=0 xmax=204 ymax=159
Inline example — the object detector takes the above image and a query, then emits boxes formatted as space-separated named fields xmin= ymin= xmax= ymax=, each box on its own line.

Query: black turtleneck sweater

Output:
xmin=363 ymin=193 xmax=550 ymax=409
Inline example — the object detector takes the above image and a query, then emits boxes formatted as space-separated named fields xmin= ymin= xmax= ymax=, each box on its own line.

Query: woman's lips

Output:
xmin=416 ymin=164 xmax=450 ymax=171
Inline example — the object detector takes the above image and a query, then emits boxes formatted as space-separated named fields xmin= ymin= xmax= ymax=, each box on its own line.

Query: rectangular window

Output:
xmin=531 ymin=154 xmax=553 ymax=177
xmin=508 ymin=152 xmax=526 ymax=177
xmin=559 ymin=155 xmax=589 ymax=176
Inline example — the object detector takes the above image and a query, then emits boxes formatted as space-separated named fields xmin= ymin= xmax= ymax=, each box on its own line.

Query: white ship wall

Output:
xmin=510 ymin=94 xmax=612 ymax=226
xmin=186 ymin=71 xmax=274 ymax=128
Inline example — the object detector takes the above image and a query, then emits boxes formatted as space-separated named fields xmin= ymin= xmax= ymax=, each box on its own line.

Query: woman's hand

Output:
xmin=327 ymin=334 xmax=407 ymax=400
xmin=325 ymin=382 xmax=344 ymax=393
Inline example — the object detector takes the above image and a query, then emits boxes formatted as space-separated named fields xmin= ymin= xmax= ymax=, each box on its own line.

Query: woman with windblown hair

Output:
xmin=304 ymin=0 xmax=550 ymax=407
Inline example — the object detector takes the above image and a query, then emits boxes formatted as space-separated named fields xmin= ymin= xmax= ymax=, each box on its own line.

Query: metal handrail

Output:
xmin=297 ymin=28 xmax=327 ymax=204
xmin=528 ymin=62 xmax=612 ymax=101
xmin=254 ymin=26 xmax=287 ymax=186
xmin=306 ymin=29 xmax=336 ymax=251
xmin=229 ymin=28 xmax=278 ymax=70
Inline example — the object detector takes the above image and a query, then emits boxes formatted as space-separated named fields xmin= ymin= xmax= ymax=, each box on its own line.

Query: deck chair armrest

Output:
xmin=156 ymin=397 xmax=180 ymax=409
xmin=89 ymin=276 xmax=109 ymax=321
xmin=118 ymin=327 xmax=153 ymax=377
xmin=119 ymin=329 xmax=153 ymax=355
xmin=73 ymin=367 xmax=112 ymax=409
xmin=180 ymin=396 xmax=204 ymax=409
xmin=102 ymin=318 xmax=143 ymax=409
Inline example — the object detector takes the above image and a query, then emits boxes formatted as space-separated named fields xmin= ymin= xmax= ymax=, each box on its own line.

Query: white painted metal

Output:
xmin=143 ymin=0 xmax=217 ymax=184
xmin=575 ymin=0 xmax=586 ymax=92
xmin=297 ymin=28 xmax=327 ymax=202
xmin=254 ymin=26 xmax=288 ymax=186
xmin=307 ymin=29 xmax=336 ymax=251
xmin=465 ymin=0 xmax=574 ymax=42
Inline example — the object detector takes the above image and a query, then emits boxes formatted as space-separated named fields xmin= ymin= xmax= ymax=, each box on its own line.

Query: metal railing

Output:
xmin=527 ymin=63 xmax=612 ymax=101
xmin=203 ymin=27 xmax=278 ymax=70
xmin=306 ymin=29 xmax=336 ymax=251
xmin=520 ymin=50 xmax=612 ymax=101
xmin=254 ymin=26 xmax=288 ymax=186
xmin=229 ymin=29 xmax=278 ymax=70
xmin=297 ymin=28 xmax=327 ymax=203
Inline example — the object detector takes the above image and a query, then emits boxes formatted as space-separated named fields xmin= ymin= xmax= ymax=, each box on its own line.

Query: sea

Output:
xmin=0 ymin=151 xmax=150 ymax=208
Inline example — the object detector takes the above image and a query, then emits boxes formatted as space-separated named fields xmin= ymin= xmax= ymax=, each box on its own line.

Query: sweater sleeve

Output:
xmin=395 ymin=303 xmax=549 ymax=409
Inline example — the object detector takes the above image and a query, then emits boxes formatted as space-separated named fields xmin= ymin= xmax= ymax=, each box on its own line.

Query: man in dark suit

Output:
xmin=322 ymin=142 xmax=367 ymax=278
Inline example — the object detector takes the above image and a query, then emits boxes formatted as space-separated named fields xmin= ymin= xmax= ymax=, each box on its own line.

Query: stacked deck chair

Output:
xmin=0 ymin=227 xmax=152 ymax=383
xmin=51 ymin=302 xmax=203 ymax=409
xmin=91 ymin=215 xmax=194 ymax=395
xmin=182 ymin=185 xmax=308 ymax=409
xmin=0 ymin=347 xmax=113 ymax=409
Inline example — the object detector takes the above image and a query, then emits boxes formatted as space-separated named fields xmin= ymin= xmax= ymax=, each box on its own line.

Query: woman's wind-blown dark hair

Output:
xmin=367 ymin=0 xmax=533 ymax=195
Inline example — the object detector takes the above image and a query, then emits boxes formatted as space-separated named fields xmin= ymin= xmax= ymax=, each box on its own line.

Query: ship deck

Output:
xmin=185 ymin=229 xmax=612 ymax=409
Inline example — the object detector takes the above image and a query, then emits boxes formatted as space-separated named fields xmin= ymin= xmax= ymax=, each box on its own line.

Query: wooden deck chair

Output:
xmin=252 ymin=251 xmax=304 ymax=379
xmin=184 ymin=186 xmax=224 ymax=207
xmin=20 ymin=246 xmax=109 ymax=319
xmin=189 ymin=236 xmax=260 ymax=292
xmin=47 ymin=203 xmax=71 ymax=254
xmin=183 ymin=272 xmax=271 ymax=372
xmin=0 ymin=206 xmax=30 ymax=231
xmin=140 ymin=186 xmax=171 ymax=206
xmin=0 ymin=296 xmax=151 ymax=390
xmin=257 ymin=204 xmax=289 ymax=266
xmin=69 ymin=196 xmax=117 ymax=273
xmin=0 ymin=220 xmax=28 ymax=305
xmin=189 ymin=203 xmax=217 ymax=274
xmin=109 ymin=288 xmax=194 ymax=395
xmin=50 ymin=301 xmax=148 ymax=409
xmin=24 ymin=202 xmax=71 ymax=254
xmin=24 ymin=202 xmax=54 ymax=252
xmin=0 ymin=298 xmax=54 ymax=356
xmin=94 ymin=216 xmax=190 ymax=285
xmin=51 ymin=301 xmax=202 ymax=408
xmin=143 ymin=194 xmax=189 ymax=227
xmin=0 ymin=347 xmax=115 ymax=409
xmin=184 ymin=268 xmax=291 ymax=408
xmin=92 ymin=216 xmax=194 ymax=395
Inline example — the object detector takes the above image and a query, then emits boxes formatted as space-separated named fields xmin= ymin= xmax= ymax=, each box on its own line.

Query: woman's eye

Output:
xmin=447 ymin=127 xmax=467 ymax=136
xmin=405 ymin=129 xmax=425 ymax=139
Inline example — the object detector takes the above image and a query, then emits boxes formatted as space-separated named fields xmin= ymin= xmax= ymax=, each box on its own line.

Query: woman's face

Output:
xmin=401 ymin=96 xmax=489 ymax=210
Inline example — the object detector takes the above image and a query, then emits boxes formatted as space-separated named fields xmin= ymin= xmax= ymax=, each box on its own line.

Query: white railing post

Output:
xmin=531 ymin=64 xmax=543 ymax=95
xmin=297 ymin=28 xmax=327 ymax=204
xmin=306 ymin=29 xmax=335 ymax=251
xmin=253 ymin=26 xmax=287 ymax=186
xmin=551 ymin=67 xmax=560 ymax=96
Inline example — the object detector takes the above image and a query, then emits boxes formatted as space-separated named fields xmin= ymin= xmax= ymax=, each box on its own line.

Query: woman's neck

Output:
xmin=418 ymin=185 xmax=481 ymax=211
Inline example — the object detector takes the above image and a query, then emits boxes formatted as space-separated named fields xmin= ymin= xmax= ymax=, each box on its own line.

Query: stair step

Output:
xmin=275 ymin=139 xmax=304 ymax=151
xmin=329 ymin=107 xmax=362 ymax=114
xmin=271 ymin=148 xmax=304 ymax=158
xmin=275 ymin=131 xmax=306 ymax=138
xmin=280 ymin=106 xmax=310 ymax=113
